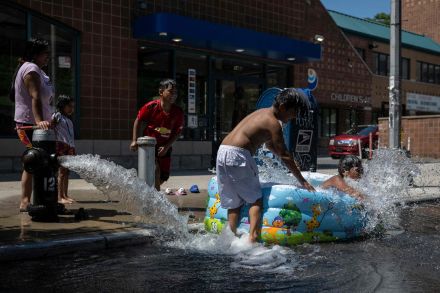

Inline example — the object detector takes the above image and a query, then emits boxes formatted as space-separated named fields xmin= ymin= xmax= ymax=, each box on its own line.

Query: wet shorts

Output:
xmin=56 ymin=142 xmax=76 ymax=156
xmin=16 ymin=122 xmax=33 ymax=148
xmin=156 ymin=146 xmax=172 ymax=182
xmin=216 ymin=145 xmax=262 ymax=209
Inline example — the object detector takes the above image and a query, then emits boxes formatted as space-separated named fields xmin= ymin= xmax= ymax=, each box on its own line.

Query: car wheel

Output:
xmin=331 ymin=155 xmax=339 ymax=159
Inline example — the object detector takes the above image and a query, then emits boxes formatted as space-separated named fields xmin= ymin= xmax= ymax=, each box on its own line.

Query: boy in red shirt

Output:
xmin=130 ymin=79 xmax=184 ymax=190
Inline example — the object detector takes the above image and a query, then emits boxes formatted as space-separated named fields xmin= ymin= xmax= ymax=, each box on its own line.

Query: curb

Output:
xmin=0 ymin=229 xmax=155 ymax=262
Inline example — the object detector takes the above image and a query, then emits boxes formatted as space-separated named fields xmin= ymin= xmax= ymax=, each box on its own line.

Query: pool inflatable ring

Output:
xmin=205 ymin=173 xmax=367 ymax=245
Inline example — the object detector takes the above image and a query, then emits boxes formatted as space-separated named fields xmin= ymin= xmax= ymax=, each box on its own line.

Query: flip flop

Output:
xmin=175 ymin=187 xmax=187 ymax=196
xmin=165 ymin=188 xmax=174 ymax=195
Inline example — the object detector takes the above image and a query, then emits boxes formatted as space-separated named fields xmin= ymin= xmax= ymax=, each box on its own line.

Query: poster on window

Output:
xmin=58 ymin=56 xmax=71 ymax=68
xmin=188 ymin=114 xmax=198 ymax=129
xmin=188 ymin=69 xmax=196 ymax=114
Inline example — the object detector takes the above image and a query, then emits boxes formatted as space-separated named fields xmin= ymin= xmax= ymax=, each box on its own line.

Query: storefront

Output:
xmin=138 ymin=45 xmax=290 ymax=142
xmin=0 ymin=1 xmax=79 ymax=138
xmin=134 ymin=12 xmax=321 ymax=146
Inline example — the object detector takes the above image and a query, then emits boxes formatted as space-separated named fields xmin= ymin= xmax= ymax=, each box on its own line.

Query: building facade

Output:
xmin=1 ymin=0 xmax=440 ymax=172
xmin=402 ymin=0 xmax=440 ymax=44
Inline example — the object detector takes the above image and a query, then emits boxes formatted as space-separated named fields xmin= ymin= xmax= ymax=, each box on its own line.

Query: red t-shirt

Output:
xmin=137 ymin=99 xmax=184 ymax=146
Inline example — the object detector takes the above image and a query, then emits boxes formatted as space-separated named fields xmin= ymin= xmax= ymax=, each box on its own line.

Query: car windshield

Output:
xmin=344 ymin=126 xmax=376 ymax=136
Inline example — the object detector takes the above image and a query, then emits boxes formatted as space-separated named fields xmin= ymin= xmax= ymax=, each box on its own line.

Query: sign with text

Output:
xmin=188 ymin=69 xmax=196 ymax=114
xmin=58 ymin=56 xmax=71 ymax=68
xmin=331 ymin=92 xmax=371 ymax=104
xmin=188 ymin=114 xmax=198 ymax=129
xmin=407 ymin=93 xmax=440 ymax=113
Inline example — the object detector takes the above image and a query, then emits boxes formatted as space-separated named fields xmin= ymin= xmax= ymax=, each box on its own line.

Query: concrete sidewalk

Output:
xmin=0 ymin=173 xmax=212 ymax=261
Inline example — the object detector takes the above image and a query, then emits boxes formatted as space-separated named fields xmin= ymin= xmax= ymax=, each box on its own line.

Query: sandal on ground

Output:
xmin=165 ymin=188 xmax=174 ymax=195
xmin=175 ymin=188 xmax=187 ymax=196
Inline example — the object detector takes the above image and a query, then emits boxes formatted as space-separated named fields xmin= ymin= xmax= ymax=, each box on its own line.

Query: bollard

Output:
xmin=137 ymin=136 xmax=156 ymax=187
xmin=22 ymin=129 xmax=59 ymax=222
xmin=369 ymin=132 xmax=373 ymax=160
xmin=358 ymin=138 xmax=362 ymax=159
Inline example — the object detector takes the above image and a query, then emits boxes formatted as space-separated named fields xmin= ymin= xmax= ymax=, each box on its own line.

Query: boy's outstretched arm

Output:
xmin=130 ymin=117 xmax=141 ymax=151
xmin=328 ymin=176 xmax=365 ymax=200
xmin=266 ymin=124 xmax=315 ymax=192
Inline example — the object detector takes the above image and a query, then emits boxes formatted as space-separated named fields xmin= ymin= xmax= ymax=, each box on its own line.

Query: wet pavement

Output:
xmin=0 ymin=202 xmax=438 ymax=293
xmin=0 ymin=179 xmax=208 ymax=248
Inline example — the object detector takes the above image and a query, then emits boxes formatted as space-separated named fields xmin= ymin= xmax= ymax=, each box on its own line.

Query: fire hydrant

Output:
xmin=21 ymin=129 xmax=59 ymax=222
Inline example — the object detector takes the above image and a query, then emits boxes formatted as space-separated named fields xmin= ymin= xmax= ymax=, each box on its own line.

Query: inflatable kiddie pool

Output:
xmin=205 ymin=173 xmax=367 ymax=246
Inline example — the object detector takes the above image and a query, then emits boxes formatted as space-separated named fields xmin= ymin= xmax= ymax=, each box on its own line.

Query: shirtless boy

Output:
xmin=216 ymin=88 xmax=315 ymax=243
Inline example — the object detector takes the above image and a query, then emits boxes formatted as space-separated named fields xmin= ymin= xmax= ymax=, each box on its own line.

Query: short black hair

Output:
xmin=338 ymin=155 xmax=363 ymax=176
xmin=159 ymin=79 xmax=176 ymax=92
xmin=56 ymin=95 xmax=74 ymax=112
xmin=273 ymin=88 xmax=310 ymax=112
xmin=22 ymin=38 xmax=49 ymax=62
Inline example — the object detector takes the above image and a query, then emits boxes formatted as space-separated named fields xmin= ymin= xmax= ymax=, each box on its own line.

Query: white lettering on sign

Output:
xmin=330 ymin=93 xmax=371 ymax=104
xmin=188 ymin=69 xmax=196 ymax=114
xmin=407 ymin=93 xmax=440 ymax=113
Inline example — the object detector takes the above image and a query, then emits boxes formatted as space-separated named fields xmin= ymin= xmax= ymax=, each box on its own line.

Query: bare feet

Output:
xmin=58 ymin=198 xmax=72 ymax=204
xmin=64 ymin=196 xmax=75 ymax=203
xmin=19 ymin=198 xmax=30 ymax=212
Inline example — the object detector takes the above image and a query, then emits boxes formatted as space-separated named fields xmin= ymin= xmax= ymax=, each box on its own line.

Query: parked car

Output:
xmin=328 ymin=125 xmax=378 ymax=159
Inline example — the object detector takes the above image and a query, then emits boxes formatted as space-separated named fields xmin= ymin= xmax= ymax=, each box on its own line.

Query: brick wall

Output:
xmin=402 ymin=0 xmax=440 ymax=44
xmin=378 ymin=115 xmax=440 ymax=158
xmin=294 ymin=1 xmax=372 ymax=110
xmin=14 ymin=0 xmax=138 ymax=140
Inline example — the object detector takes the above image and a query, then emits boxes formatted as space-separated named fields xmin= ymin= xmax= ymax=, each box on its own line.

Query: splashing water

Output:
xmin=59 ymin=154 xmax=188 ymax=236
xmin=59 ymin=154 xmax=303 ymax=272
xmin=256 ymin=148 xmax=300 ymax=185
xmin=58 ymin=148 xmax=423 ymax=273
xmin=255 ymin=147 xmax=422 ymax=234
xmin=354 ymin=148 xmax=421 ymax=230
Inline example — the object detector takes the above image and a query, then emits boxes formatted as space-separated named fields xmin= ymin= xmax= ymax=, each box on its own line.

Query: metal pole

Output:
xmin=369 ymin=132 xmax=373 ymax=160
xmin=389 ymin=0 xmax=402 ymax=148
xmin=137 ymin=136 xmax=156 ymax=187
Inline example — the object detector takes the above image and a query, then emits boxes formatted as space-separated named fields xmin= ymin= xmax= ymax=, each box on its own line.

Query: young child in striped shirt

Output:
xmin=52 ymin=95 xmax=76 ymax=204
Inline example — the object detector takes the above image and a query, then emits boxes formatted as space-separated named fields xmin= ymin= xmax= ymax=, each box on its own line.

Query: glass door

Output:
xmin=214 ymin=78 xmax=263 ymax=143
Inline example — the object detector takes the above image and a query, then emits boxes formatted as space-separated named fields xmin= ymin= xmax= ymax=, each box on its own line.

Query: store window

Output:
xmin=373 ymin=53 xmax=409 ymax=79
xmin=267 ymin=65 xmax=288 ymax=88
xmin=417 ymin=61 xmax=440 ymax=84
xmin=31 ymin=16 xmax=78 ymax=103
xmin=138 ymin=49 xmax=172 ymax=108
xmin=175 ymin=51 xmax=208 ymax=140
xmin=401 ymin=57 xmax=410 ymax=80
xmin=373 ymin=52 xmax=389 ymax=76
xmin=0 ymin=2 xmax=79 ymax=137
xmin=320 ymin=108 xmax=337 ymax=137
xmin=355 ymin=47 xmax=366 ymax=61
xmin=0 ymin=5 xmax=26 ymax=137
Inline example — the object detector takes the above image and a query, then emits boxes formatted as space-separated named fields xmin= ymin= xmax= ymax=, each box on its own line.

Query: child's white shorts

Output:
xmin=216 ymin=145 xmax=262 ymax=209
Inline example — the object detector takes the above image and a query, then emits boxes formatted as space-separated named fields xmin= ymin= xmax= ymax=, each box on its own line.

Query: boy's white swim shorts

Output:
xmin=216 ymin=145 xmax=262 ymax=209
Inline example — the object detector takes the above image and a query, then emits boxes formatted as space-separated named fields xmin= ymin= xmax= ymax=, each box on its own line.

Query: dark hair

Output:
xmin=338 ymin=155 xmax=363 ymax=176
xmin=159 ymin=79 xmax=176 ymax=92
xmin=56 ymin=95 xmax=74 ymax=112
xmin=23 ymin=38 xmax=49 ymax=62
xmin=273 ymin=88 xmax=310 ymax=112
xmin=9 ymin=38 xmax=50 ymax=102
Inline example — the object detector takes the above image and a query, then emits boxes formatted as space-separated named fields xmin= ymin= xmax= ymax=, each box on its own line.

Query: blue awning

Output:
xmin=133 ymin=13 xmax=321 ymax=63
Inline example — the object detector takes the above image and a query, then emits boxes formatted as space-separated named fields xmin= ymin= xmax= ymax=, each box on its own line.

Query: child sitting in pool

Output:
xmin=321 ymin=155 xmax=365 ymax=200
